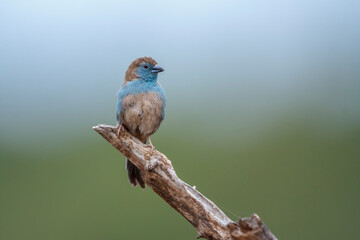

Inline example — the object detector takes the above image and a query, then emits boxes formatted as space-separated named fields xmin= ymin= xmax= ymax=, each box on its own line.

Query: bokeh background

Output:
xmin=1 ymin=0 xmax=359 ymax=239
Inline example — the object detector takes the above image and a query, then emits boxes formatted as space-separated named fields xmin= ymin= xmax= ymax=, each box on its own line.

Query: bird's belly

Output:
xmin=121 ymin=92 xmax=163 ymax=140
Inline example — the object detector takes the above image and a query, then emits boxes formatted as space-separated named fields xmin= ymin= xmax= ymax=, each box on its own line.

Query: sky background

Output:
xmin=1 ymin=0 xmax=359 ymax=239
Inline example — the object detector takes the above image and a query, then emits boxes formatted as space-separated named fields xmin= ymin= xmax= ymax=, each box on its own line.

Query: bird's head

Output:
xmin=124 ymin=57 xmax=164 ymax=83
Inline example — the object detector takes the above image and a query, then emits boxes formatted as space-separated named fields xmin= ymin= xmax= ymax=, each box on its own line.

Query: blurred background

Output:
xmin=1 ymin=0 xmax=359 ymax=239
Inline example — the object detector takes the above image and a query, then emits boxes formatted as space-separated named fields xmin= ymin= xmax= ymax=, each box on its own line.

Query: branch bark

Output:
xmin=93 ymin=124 xmax=277 ymax=240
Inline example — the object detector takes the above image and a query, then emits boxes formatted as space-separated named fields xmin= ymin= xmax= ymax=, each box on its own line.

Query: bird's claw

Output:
xmin=144 ymin=144 xmax=155 ymax=151
xmin=145 ymin=137 xmax=155 ymax=151
xmin=116 ymin=124 xmax=124 ymax=138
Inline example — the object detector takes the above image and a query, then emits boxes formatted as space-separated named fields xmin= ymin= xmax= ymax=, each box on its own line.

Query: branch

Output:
xmin=93 ymin=124 xmax=277 ymax=240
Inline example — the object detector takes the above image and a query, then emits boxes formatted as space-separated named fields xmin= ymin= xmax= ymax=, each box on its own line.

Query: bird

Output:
xmin=116 ymin=57 xmax=166 ymax=188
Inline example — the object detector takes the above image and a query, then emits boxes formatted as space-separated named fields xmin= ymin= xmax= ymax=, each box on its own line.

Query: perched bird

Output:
xmin=116 ymin=57 xmax=166 ymax=188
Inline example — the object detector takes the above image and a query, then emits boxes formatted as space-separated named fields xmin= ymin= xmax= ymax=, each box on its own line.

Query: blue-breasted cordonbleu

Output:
xmin=116 ymin=57 xmax=166 ymax=188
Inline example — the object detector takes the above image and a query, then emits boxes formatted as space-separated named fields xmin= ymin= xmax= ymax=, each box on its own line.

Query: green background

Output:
xmin=1 ymin=0 xmax=359 ymax=239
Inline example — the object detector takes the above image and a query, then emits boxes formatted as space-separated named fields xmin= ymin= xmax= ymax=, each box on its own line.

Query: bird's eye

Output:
xmin=144 ymin=65 xmax=149 ymax=69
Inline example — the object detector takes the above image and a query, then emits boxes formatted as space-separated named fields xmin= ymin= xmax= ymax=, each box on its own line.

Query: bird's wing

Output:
xmin=116 ymin=84 xmax=129 ymax=124
xmin=115 ymin=94 xmax=122 ymax=124
xmin=156 ymin=84 xmax=167 ymax=120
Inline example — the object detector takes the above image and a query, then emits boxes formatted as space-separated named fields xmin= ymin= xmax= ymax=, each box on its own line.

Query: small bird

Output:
xmin=116 ymin=57 xmax=166 ymax=188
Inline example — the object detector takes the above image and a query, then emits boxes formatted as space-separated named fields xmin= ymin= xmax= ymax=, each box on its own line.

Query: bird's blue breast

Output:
xmin=116 ymin=79 xmax=166 ymax=123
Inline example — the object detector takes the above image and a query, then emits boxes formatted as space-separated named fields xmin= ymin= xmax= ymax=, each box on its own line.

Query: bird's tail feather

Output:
xmin=126 ymin=159 xmax=145 ymax=189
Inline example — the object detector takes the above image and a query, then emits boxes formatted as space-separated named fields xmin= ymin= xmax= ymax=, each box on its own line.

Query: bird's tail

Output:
xmin=126 ymin=159 xmax=145 ymax=189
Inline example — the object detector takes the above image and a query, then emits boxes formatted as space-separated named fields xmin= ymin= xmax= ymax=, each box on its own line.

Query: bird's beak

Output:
xmin=151 ymin=65 xmax=164 ymax=73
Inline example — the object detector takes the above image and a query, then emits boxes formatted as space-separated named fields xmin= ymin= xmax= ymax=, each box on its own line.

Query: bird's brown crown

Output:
xmin=124 ymin=57 xmax=158 ymax=83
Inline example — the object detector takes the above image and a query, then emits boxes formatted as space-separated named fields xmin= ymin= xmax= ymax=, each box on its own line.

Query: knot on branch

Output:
xmin=228 ymin=214 xmax=277 ymax=240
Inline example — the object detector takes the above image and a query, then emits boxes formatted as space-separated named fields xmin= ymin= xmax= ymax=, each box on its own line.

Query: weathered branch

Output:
xmin=93 ymin=124 xmax=277 ymax=240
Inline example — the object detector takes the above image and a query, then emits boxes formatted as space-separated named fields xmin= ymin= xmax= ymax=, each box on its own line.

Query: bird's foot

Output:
xmin=116 ymin=124 xmax=124 ymax=138
xmin=144 ymin=145 xmax=155 ymax=153
xmin=144 ymin=144 xmax=155 ymax=151
xmin=144 ymin=137 xmax=155 ymax=151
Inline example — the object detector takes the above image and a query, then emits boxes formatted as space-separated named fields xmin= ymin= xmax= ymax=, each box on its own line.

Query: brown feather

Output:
xmin=120 ymin=92 xmax=163 ymax=142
